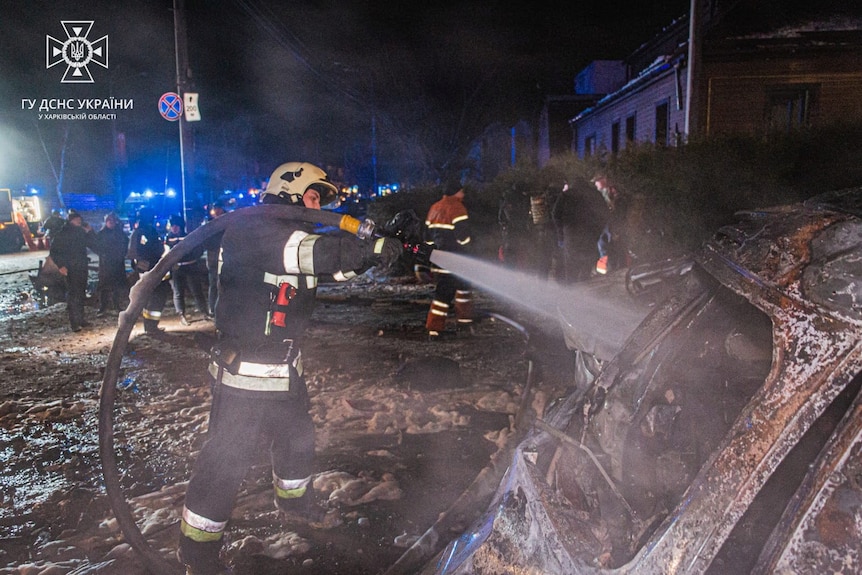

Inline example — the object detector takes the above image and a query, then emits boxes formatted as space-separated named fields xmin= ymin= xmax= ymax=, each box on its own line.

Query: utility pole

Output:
xmin=369 ymin=73 xmax=378 ymax=198
xmin=684 ymin=0 xmax=702 ymax=139
xmin=371 ymin=112 xmax=378 ymax=197
xmin=173 ymin=0 xmax=194 ymax=226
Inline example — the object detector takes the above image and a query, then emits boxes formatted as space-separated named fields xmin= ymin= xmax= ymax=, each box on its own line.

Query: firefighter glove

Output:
xmin=405 ymin=241 xmax=433 ymax=267
xmin=372 ymin=237 xmax=403 ymax=269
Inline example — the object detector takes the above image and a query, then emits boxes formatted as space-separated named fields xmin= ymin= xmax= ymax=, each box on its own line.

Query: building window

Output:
xmin=765 ymin=85 xmax=817 ymax=132
xmin=625 ymin=114 xmax=636 ymax=143
xmin=611 ymin=121 xmax=620 ymax=154
xmin=655 ymin=101 xmax=669 ymax=146
xmin=584 ymin=134 xmax=597 ymax=157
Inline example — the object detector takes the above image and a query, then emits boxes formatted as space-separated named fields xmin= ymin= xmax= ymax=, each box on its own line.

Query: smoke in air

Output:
xmin=430 ymin=250 xmax=645 ymax=350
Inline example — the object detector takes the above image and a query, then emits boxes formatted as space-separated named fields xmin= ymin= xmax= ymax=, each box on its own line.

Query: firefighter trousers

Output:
xmin=425 ymin=272 xmax=473 ymax=333
xmin=179 ymin=375 xmax=314 ymax=568
xmin=142 ymin=280 xmax=171 ymax=329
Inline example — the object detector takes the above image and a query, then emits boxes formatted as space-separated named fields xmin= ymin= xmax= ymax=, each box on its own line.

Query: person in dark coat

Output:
xmin=95 ymin=212 xmax=129 ymax=316
xmin=202 ymin=202 xmax=226 ymax=319
xmin=165 ymin=214 xmax=208 ymax=325
xmin=527 ymin=187 xmax=558 ymax=280
xmin=497 ymin=186 xmax=531 ymax=270
xmin=49 ymin=210 xmax=96 ymax=331
xmin=592 ymin=174 xmax=629 ymax=274
xmin=41 ymin=209 xmax=65 ymax=245
xmin=127 ymin=207 xmax=171 ymax=334
xmin=552 ymin=178 xmax=607 ymax=283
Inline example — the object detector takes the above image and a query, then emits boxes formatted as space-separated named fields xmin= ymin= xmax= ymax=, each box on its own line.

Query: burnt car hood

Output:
xmin=422 ymin=187 xmax=862 ymax=575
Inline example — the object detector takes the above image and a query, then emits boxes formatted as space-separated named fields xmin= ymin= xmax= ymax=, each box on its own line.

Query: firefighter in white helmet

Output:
xmin=178 ymin=162 xmax=403 ymax=574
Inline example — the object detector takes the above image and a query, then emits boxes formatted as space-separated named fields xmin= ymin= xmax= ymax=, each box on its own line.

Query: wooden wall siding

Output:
xmin=574 ymin=72 xmax=687 ymax=156
xmin=572 ymin=50 xmax=862 ymax=156
xmin=702 ymin=53 xmax=862 ymax=136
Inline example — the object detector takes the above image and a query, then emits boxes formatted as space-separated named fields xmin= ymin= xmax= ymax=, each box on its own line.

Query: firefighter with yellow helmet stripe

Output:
xmin=178 ymin=162 xmax=403 ymax=574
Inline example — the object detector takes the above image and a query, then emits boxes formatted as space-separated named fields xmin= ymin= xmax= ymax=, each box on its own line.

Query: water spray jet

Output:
xmin=430 ymin=250 xmax=648 ymax=351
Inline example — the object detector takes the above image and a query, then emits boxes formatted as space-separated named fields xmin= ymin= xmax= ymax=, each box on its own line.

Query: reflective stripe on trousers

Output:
xmin=142 ymin=309 xmax=162 ymax=320
xmin=425 ymin=299 xmax=449 ymax=332
xmin=454 ymin=289 xmax=473 ymax=324
xmin=180 ymin=506 xmax=227 ymax=543
xmin=273 ymin=473 xmax=310 ymax=500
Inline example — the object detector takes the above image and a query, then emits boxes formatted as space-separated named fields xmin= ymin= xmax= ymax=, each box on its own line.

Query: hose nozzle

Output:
xmin=338 ymin=215 xmax=377 ymax=240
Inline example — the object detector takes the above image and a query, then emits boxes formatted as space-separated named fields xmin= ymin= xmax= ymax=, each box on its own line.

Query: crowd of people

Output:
xmin=43 ymin=204 xmax=223 ymax=333
xmin=497 ymin=172 xmax=630 ymax=283
xmin=40 ymin=170 xmax=630 ymax=337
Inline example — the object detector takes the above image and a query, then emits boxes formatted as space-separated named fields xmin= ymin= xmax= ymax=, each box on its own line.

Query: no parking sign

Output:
xmin=158 ymin=92 xmax=182 ymax=121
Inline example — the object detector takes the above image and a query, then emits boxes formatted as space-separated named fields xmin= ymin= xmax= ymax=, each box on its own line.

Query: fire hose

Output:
xmin=97 ymin=204 xmax=398 ymax=574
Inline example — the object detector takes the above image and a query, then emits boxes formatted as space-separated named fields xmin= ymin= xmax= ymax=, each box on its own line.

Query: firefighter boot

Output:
xmin=426 ymin=299 xmax=449 ymax=339
xmin=178 ymin=538 xmax=231 ymax=575
xmin=275 ymin=491 xmax=329 ymax=526
xmin=457 ymin=321 xmax=476 ymax=337
xmin=143 ymin=318 xmax=164 ymax=335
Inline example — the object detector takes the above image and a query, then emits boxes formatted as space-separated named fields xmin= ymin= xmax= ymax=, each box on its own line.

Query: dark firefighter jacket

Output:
xmin=127 ymin=224 xmax=164 ymax=272
xmin=95 ymin=226 xmax=129 ymax=272
xmin=212 ymin=215 xmax=383 ymax=399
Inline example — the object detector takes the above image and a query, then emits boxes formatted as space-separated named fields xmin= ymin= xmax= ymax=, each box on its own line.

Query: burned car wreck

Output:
xmin=421 ymin=188 xmax=862 ymax=574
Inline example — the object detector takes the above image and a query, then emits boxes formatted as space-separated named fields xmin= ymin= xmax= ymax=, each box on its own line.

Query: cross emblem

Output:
xmin=46 ymin=21 xmax=109 ymax=84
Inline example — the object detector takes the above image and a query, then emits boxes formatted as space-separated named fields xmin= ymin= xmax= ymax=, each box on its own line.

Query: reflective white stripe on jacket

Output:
xmin=284 ymin=231 xmax=317 ymax=275
xmin=208 ymin=360 xmax=302 ymax=392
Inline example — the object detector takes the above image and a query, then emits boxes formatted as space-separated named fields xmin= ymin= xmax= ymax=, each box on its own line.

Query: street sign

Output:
xmin=158 ymin=92 xmax=182 ymax=121
xmin=184 ymin=92 xmax=201 ymax=122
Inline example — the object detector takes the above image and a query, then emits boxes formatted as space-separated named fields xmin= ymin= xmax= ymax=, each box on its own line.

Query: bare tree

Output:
xmin=35 ymin=121 xmax=70 ymax=209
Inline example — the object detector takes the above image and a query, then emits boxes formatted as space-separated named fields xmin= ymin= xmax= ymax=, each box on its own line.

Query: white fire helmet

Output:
xmin=262 ymin=162 xmax=338 ymax=206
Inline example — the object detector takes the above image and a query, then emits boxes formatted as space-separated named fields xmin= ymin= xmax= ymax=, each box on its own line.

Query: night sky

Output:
xmin=0 ymin=0 xmax=690 ymax=199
